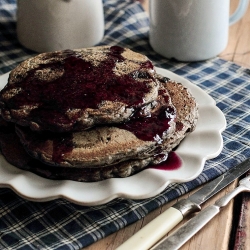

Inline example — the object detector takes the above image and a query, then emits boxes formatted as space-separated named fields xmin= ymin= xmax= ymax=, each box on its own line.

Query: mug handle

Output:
xmin=229 ymin=0 xmax=249 ymax=25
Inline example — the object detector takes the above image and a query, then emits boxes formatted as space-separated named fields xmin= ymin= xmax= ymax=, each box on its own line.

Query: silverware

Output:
xmin=152 ymin=174 xmax=250 ymax=250
xmin=117 ymin=158 xmax=250 ymax=250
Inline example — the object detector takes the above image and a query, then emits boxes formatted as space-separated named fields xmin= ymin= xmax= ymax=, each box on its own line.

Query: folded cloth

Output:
xmin=0 ymin=0 xmax=250 ymax=249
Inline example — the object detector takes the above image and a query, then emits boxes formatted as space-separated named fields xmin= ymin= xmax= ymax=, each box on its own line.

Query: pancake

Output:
xmin=0 ymin=78 xmax=198 ymax=181
xmin=0 ymin=46 xmax=199 ymax=182
xmin=0 ymin=46 xmax=159 ymax=132
xmin=15 ymin=83 xmax=177 ymax=168
xmin=14 ymin=80 xmax=198 ymax=175
xmin=0 ymin=119 xmax=165 ymax=182
xmin=157 ymin=76 xmax=199 ymax=152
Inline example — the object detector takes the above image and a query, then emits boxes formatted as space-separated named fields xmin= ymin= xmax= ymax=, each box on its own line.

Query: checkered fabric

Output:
xmin=1 ymin=0 xmax=250 ymax=249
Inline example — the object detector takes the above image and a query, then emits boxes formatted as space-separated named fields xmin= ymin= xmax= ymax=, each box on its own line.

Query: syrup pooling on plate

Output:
xmin=151 ymin=152 xmax=182 ymax=171
xmin=1 ymin=46 xmax=155 ymax=131
xmin=16 ymin=152 xmax=181 ymax=182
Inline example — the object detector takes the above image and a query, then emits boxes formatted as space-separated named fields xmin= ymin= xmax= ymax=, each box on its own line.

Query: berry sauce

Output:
xmin=52 ymin=134 xmax=74 ymax=163
xmin=16 ymin=126 xmax=74 ymax=164
xmin=3 ymin=46 xmax=155 ymax=130
xmin=150 ymin=152 xmax=182 ymax=171
xmin=117 ymin=105 xmax=175 ymax=143
xmin=51 ymin=96 xmax=176 ymax=162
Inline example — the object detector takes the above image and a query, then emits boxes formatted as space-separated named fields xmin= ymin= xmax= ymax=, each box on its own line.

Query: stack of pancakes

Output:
xmin=0 ymin=46 xmax=198 ymax=182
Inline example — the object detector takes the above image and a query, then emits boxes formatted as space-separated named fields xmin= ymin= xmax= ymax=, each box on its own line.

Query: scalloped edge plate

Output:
xmin=0 ymin=67 xmax=226 ymax=206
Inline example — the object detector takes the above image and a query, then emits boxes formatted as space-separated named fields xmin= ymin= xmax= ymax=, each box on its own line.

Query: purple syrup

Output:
xmin=16 ymin=126 xmax=74 ymax=164
xmin=3 ymin=46 xmax=155 ymax=130
xmin=117 ymin=105 xmax=175 ymax=142
xmin=52 ymin=134 xmax=74 ymax=164
xmin=150 ymin=152 xmax=182 ymax=171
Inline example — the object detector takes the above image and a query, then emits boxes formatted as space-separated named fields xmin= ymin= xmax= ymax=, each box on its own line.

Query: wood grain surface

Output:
xmin=83 ymin=0 xmax=250 ymax=249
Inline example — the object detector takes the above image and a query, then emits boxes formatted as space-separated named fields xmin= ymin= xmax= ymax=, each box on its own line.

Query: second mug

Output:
xmin=149 ymin=0 xmax=249 ymax=61
xmin=17 ymin=0 xmax=105 ymax=52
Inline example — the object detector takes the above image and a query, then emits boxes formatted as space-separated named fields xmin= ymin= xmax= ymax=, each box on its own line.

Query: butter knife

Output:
xmin=117 ymin=158 xmax=250 ymax=250
xmin=152 ymin=174 xmax=250 ymax=250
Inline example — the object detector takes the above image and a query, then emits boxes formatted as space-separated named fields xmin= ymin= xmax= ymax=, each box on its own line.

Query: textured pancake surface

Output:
xmin=0 ymin=46 xmax=159 ymax=132
xmin=0 ymin=78 xmax=198 ymax=181
xmin=157 ymin=75 xmax=199 ymax=152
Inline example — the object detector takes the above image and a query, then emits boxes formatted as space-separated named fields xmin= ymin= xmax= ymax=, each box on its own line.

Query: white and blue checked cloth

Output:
xmin=1 ymin=0 xmax=250 ymax=249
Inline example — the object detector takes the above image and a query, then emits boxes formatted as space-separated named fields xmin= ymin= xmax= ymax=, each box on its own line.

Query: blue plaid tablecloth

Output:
xmin=1 ymin=0 xmax=250 ymax=249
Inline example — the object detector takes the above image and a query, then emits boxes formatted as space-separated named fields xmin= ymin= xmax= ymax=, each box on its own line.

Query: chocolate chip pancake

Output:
xmin=0 ymin=46 xmax=159 ymax=132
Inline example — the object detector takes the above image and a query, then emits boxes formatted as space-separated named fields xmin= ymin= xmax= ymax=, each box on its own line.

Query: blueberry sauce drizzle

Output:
xmin=4 ymin=46 xmax=178 ymax=165
xmin=15 ymin=126 xmax=74 ymax=164
xmin=4 ymin=46 xmax=155 ymax=130
xmin=117 ymin=105 xmax=175 ymax=143
xmin=151 ymin=152 xmax=182 ymax=171
xmin=52 ymin=134 xmax=74 ymax=164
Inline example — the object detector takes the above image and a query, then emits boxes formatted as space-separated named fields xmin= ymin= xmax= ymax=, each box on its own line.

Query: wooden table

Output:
xmin=84 ymin=1 xmax=250 ymax=249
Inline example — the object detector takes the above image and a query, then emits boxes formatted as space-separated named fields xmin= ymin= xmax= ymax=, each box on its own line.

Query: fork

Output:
xmin=151 ymin=175 xmax=250 ymax=250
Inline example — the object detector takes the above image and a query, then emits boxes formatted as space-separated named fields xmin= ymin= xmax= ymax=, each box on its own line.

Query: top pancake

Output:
xmin=0 ymin=46 xmax=159 ymax=132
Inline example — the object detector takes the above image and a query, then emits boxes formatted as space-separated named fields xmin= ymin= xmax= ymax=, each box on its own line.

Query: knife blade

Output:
xmin=116 ymin=158 xmax=250 ymax=250
xmin=151 ymin=174 xmax=250 ymax=250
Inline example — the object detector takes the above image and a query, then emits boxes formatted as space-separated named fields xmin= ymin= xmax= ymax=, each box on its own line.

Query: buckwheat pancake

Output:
xmin=0 ymin=46 xmax=159 ymax=132
xmin=0 ymin=79 xmax=198 ymax=181
xmin=14 ymin=80 xmax=198 ymax=174
xmin=157 ymin=76 xmax=199 ymax=152
xmin=0 ymin=45 xmax=199 ymax=182
xmin=0 ymin=121 xmax=161 ymax=182
xmin=15 ymin=83 xmax=177 ymax=168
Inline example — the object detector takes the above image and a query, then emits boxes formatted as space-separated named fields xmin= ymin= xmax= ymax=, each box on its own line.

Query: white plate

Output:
xmin=0 ymin=67 xmax=226 ymax=206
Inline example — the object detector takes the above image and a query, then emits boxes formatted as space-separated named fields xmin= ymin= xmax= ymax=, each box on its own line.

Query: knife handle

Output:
xmin=152 ymin=184 xmax=249 ymax=250
xmin=151 ymin=205 xmax=220 ymax=250
xmin=116 ymin=207 xmax=183 ymax=250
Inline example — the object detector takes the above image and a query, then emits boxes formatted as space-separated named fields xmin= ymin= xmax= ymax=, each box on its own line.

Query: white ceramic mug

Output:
xmin=17 ymin=0 xmax=104 ymax=52
xmin=149 ymin=0 xmax=249 ymax=61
